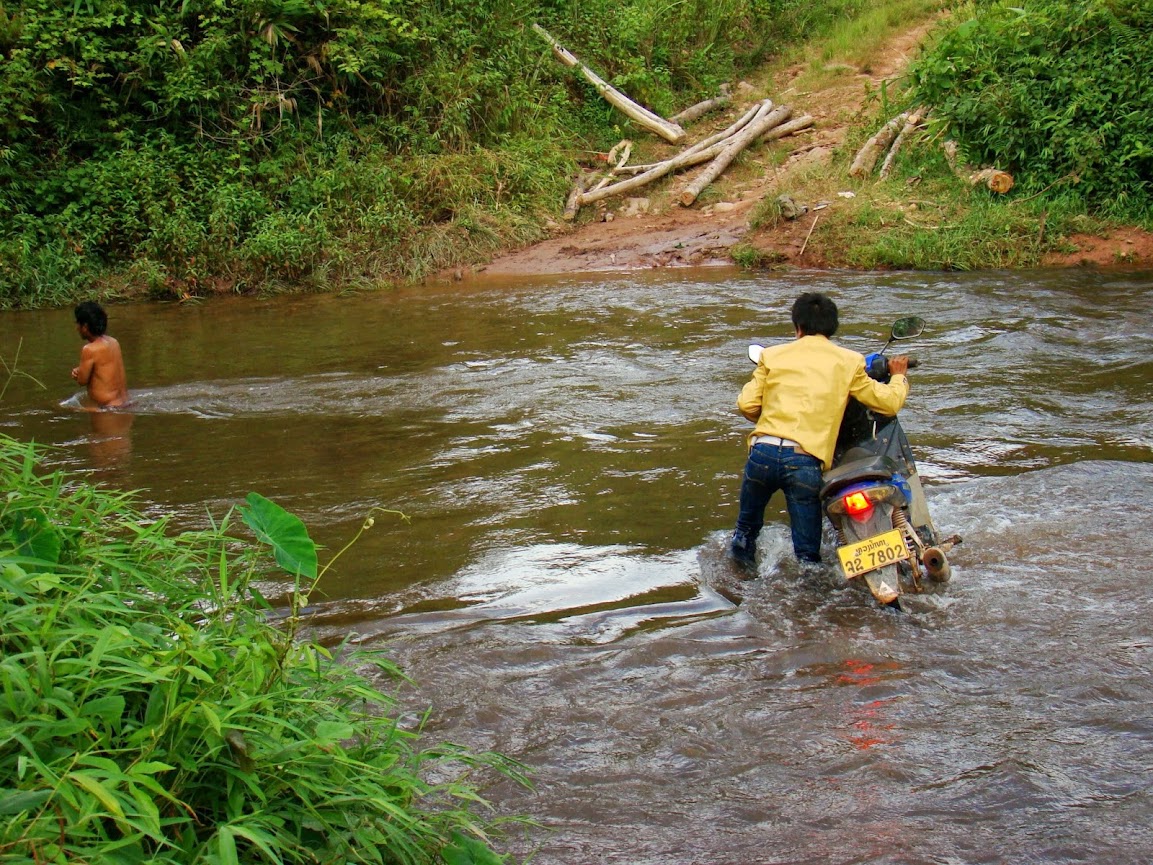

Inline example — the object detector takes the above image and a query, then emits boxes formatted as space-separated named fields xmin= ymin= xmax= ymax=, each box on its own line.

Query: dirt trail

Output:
xmin=473 ymin=21 xmax=1153 ymax=277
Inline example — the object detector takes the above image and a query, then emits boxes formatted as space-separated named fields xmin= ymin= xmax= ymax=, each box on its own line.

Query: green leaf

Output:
xmin=8 ymin=507 xmax=63 ymax=564
xmin=314 ymin=720 xmax=354 ymax=743
xmin=0 ymin=788 xmax=52 ymax=816
xmin=82 ymin=695 xmax=126 ymax=728
xmin=216 ymin=826 xmax=240 ymax=865
xmin=238 ymin=493 xmax=318 ymax=579
xmin=67 ymin=771 xmax=126 ymax=818
xmin=443 ymin=831 xmax=506 ymax=865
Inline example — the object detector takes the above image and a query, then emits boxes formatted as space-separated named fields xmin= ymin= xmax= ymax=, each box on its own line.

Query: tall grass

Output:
xmin=0 ymin=435 xmax=523 ymax=865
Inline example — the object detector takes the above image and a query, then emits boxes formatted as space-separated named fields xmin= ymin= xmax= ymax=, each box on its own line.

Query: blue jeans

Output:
xmin=731 ymin=443 xmax=824 ymax=564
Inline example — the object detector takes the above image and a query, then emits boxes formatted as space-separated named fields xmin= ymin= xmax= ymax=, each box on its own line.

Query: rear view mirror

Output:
xmin=890 ymin=317 xmax=925 ymax=340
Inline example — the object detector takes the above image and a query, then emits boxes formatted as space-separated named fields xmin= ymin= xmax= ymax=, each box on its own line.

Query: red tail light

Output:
xmin=843 ymin=491 xmax=873 ymax=517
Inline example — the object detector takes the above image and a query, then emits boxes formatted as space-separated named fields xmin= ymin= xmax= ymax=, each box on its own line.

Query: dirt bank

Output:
xmin=471 ymin=21 xmax=1153 ymax=279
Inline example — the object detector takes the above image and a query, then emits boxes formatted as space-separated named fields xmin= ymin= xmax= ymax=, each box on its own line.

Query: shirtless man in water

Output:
xmin=71 ymin=301 xmax=130 ymax=409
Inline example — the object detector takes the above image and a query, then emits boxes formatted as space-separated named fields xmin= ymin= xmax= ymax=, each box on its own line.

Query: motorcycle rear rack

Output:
xmin=820 ymin=454 xmax=899 ymax=499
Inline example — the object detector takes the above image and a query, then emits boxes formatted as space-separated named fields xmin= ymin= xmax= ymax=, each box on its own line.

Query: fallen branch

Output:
xmin=849 ymin=112 xmax=909 ymax=178
xmin=680 ymin=103 xmax=792 ymax=206
xmin=606 ymin=139 xmax=633 ymax=170
xmin=612 ymin=102 xmax=765 ymax=176
xmin=799 ymin=212 xmax=821 ymax=258
xmin=759 ymin=114 xmax=814 ymax=143
xmin=788 ymin=141 xmax=828 ymax=157
xmin=577 ymin=101 xmax=776 ymax=207
xmin=878 ymin=110 xmax=924 ymax=179
xmin=940 ymin=138 xmax=1015 ymax=194
xmin=670 ymin=92 xmax=732 ymax=125
xmin=563 ymin=172 xmax=592 ymax=221
xmin=532 ymin=24 xmax=685 ymax=144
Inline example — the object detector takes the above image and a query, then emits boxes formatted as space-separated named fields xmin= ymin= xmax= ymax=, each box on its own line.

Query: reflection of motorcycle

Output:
xmin=748 ymin=317 xmax=961 ymax=609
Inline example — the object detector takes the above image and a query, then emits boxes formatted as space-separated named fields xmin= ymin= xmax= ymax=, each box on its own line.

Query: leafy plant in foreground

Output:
xmin=0 ymin=436 xmax=522 ymax=864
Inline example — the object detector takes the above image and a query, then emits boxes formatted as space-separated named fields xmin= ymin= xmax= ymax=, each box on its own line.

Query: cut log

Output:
xmin=563 ymin=172 xmax=592 ymax=221
xmin=759 ymin=114 xmax=814 ymax=143
xmin=532 ymin=24 xmax=685 ymax=144
xmin=849 ymin=112 xmax=909 ymax=178
xmin=578 ymin=100 xmax=775 ymax=206
xmin=968 ymin=167 xmax=1014 ymax=193
xmin=570 ymin=98 xmax=807 ymax=211
xmin=670 ymin=93 xmax=731 ymax=125
xmin=679 ymin=103 xmax=792 ymax=206
xmin=613 ymin=101 xmax=766 ymax=176
xmin=878 ymin=110 xmax=924 ymax=179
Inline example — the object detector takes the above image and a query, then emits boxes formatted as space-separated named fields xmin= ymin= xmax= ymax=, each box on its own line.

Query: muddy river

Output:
xmin=3 ymin=268 xmax=1152 ymax=863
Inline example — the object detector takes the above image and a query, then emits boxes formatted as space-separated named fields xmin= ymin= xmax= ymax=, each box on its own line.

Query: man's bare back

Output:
xmin=72 ymin=302 xmax=130 ymax=409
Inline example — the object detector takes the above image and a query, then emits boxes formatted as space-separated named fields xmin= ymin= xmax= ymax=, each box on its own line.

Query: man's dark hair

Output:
xmin=74 ymin=301 xmax=108 ymax=337
xmin=791 ymin=292 xmax=838 ymax=337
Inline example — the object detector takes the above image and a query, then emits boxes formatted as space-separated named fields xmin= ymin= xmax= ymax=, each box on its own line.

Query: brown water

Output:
xmin=4 ymin=268 xmax=1153 ymax=863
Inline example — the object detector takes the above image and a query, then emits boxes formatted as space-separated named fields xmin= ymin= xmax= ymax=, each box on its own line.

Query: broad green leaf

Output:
xmin=238 ymin=493 xmax=318 ymax=579
xmin=9 ymin=507 xmax=62 ymax=564
xmin=314 ymin=720 xmax=355 ymax=743
xmin=228 ymin=824 xmax=280 ymax=862
xmin=200 ymin=702 xmax=223 ymax=736
xmin=443 ymin=831 xmax=506 ymax=865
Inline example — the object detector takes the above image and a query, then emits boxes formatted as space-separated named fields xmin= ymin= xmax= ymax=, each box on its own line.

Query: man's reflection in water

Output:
xmin=86 ymin=408 xmax=134 ymax=472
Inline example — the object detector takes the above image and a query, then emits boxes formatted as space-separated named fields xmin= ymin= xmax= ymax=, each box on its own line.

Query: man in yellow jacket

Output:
xmin=730 ymin=293 xmax=910 ymax=569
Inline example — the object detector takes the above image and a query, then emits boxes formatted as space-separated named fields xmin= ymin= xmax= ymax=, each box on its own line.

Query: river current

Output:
xmin=3 ymin=268 xmax=1152 ymax=863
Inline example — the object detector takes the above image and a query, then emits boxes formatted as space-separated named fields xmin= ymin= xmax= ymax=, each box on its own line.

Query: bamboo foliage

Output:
xmin=0 ymin=435 xmax=524 ymax=865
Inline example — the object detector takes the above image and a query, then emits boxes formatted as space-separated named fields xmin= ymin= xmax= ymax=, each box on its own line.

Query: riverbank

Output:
xmin=473 ymin=15 xmax=1153 ymax=279
xmin=5 ymin=2 xmax=1150 ymax=310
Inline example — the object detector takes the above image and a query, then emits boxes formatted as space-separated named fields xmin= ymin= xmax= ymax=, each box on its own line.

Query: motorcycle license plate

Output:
xmin=837 ymin=528 xmax=909 ymax=579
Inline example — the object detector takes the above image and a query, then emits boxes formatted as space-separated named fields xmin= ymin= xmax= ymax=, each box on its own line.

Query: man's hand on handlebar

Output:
xmin=888 ymin=355 xmax=910 ymax=376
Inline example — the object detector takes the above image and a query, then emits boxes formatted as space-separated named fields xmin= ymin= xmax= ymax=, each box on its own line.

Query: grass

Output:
xmin=0 ymin=436 xmax=525 ymax=865
xmin=767 ymin=0 xmax=950 ymax=97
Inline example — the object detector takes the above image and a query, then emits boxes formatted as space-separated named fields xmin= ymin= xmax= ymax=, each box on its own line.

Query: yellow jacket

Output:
xmin=738 ymin=334 xmax=909 ymax=470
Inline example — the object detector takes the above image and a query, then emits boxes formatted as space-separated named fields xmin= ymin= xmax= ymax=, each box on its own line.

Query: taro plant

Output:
xmin=0 ymin=435 xmax=522 ymax=864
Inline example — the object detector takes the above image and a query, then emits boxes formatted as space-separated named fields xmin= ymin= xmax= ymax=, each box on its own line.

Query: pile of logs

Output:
xmin=851 ymin=110 xmax=1015 ymax=193
xmin=532 ymin=24 xmax=814 ymax=220
xmin=563 ymin=99 xmax=814 ymax=218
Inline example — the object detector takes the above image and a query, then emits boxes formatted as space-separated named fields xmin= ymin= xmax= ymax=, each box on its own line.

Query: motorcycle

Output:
xmin=747 ymin=317 xmax=961 ymax=610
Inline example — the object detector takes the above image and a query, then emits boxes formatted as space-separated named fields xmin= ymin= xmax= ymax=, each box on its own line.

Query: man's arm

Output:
xmin=72 ymin=343 xmax=96 ymax=384
xmin=737 ymin=364 xmax=767 ymax=422
xmin=848 ymin=354 xmax=910 ymax=415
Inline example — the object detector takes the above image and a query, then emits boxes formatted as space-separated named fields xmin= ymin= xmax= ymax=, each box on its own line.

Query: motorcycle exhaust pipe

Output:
xmin=922 ymin=546 xmax=951 ymax=583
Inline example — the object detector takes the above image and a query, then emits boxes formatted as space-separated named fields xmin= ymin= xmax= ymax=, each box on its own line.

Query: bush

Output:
xmin=0 ymin=435 xmax=522 ymax=865
xmin=909 ymin=0 xmax=1153 ymax=215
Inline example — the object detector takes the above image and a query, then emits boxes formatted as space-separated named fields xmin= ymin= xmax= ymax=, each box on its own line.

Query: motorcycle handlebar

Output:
xmin=866 ymin=354 xmax=919 ymax=381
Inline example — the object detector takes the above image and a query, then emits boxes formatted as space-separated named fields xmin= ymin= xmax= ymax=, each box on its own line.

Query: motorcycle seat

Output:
xmin=820 ymin=454 xmax=899 ymax=499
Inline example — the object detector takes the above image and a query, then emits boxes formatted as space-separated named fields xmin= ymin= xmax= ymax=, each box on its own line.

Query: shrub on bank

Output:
xmin=909 ymin=0 xmax=1153 ymax=219
xmin=0 ymin=435 xmax=521 ymax=864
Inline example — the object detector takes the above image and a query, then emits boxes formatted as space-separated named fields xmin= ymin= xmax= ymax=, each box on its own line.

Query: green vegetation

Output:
xmin=909 ymin=0 xmax=1152 ymax=219
xmin=0 ymin=435 xmax=522 ymax=864
xmin=740 ymin=0 xmax=1150 ymax=271
xmin=0 ymin=0 xmax=877 ymax=308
